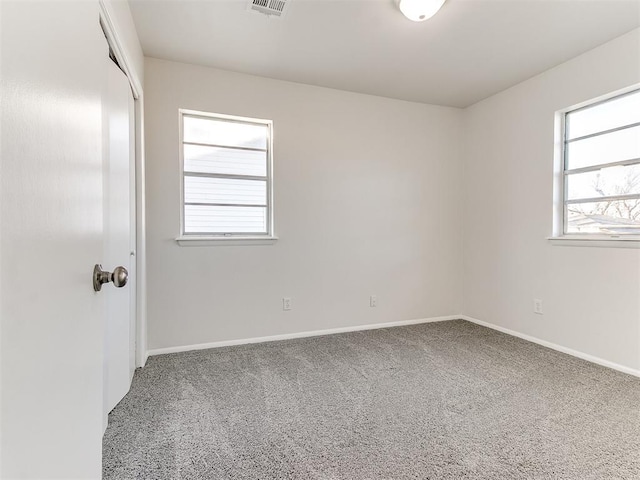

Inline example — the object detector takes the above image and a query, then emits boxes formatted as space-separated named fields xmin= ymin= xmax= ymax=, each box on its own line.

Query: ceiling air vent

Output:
xmin=247 ymin=0 xmax=290 ymax=18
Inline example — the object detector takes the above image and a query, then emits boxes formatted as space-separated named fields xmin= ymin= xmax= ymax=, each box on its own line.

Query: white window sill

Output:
xmin=176 ymin=236 xmax=279 ymax=247
xmin=547 ymin=236 xmax=640 ymax=249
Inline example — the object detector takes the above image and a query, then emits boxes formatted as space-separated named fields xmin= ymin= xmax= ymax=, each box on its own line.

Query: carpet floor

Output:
xmin=103 ymin=320 xmax=640 ymax=479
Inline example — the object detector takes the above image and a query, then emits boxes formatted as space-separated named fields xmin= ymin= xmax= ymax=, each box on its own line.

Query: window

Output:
xmin=560 ymin=89 xmax=640 ymax=239
xmin=179 ymin=109 xmax=274 ymax=241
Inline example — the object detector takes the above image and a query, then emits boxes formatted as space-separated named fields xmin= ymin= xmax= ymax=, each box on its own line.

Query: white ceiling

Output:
xmin=129 ymin=0 xmax=640 ymax=108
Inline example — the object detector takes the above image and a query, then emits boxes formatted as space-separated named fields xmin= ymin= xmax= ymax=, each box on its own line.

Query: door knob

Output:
xmin=93 ymin=264 xmax=128 ymax=292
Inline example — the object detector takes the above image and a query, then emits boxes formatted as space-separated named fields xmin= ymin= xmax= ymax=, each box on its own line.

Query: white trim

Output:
xmin=547 ymin=236 xmax=640 ymax=248
xmin=554 ymin=84 xmax=640 ymax=241
xmin=147 ymin=314 xmax=640 ymax=378
xmin=561 ymin=83 xmax=640 ymax=114
xmin=147 ymin=315 xmax=459 ymax=357
xmin=134 ymin=98 xmax=148 ymax=368
xmin=178 ymin=109 xmax=275 ymax=240
xmin=180 ymin=108 xmax=272 ymax=125
xmin=461 ymin=315 xmax=640 ymax=378
xmin=176 ymin=235 xmax=278 ymax=246
xmin=552 ymin=111 xmax=565 ymax=237
xmin=98 ymin=1 xmax=142 ymax=99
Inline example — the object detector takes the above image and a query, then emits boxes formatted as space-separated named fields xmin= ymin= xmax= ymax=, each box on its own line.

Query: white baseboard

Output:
xmin=461 ymin=315 xmax=640 ymax=378
xmin=146 ymin=314 xmax=640 ymax=378
xmin=147 ymin=315 xmax=460 ymax=357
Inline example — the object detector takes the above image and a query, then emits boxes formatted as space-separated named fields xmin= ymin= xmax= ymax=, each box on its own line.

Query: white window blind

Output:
xmin=180 ymin=110 xmax=273 ymax=236
xmin=562 ymin=89 xmax=640 ymax=237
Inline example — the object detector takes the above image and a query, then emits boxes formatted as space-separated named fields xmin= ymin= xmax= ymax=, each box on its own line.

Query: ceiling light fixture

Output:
xmin=398 ymin=0 xmax=446 ymax=22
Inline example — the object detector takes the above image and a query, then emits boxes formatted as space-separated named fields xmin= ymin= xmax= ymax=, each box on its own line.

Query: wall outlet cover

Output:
xmin=283 ymin=297 xmax=292 ymax=311
xmin=534 ymin=299 xmax=543 ymax=315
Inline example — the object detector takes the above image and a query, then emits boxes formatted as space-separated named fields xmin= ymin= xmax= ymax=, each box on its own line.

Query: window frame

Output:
xmin=551 ymin=86 xmax=640 ymax=247
xmin=177 ymin=109 xmax=277 ymax=245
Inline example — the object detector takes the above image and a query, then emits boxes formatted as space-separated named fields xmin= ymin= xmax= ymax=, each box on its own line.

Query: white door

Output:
xmin=103 ymin=58 xmax=136 ymax=416
xmin=0 ymin=1 xmax=106 ymax=478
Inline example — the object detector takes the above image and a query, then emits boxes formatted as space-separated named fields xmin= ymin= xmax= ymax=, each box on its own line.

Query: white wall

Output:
xmin=144 ymin=57 xmax=463 ymax=350
xmin=144 ymin=30 xmax=640 ymax=374
xmin=462 ymin=29 xmax=640 ymax=371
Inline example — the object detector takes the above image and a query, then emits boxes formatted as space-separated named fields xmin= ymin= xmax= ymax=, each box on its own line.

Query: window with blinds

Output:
xmin=180 ymin=110 xmax=273 ymax=237
xmin=562 ymin=89 xmax=640 ymax=237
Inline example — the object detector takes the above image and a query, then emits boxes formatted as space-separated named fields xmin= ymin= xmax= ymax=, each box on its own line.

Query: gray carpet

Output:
xmin=103 ymin=320 xmax=640 ymax=479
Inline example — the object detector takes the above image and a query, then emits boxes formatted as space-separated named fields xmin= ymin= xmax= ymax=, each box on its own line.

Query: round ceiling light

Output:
xmin=398 ymin=0 xmax=446 ymax=22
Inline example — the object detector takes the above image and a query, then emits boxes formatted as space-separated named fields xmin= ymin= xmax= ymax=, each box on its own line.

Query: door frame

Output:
xmin=99 ymin=0 xmax=148 ymax=368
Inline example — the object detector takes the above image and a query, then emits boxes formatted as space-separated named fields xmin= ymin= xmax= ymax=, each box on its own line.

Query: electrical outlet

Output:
xmin=282 ymin=297 xmax=292 ymax=311
xmin=533 ymin=299 xmax=543 ymax=315
xmin=370 ymin=295 xmax=377 ymax=308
